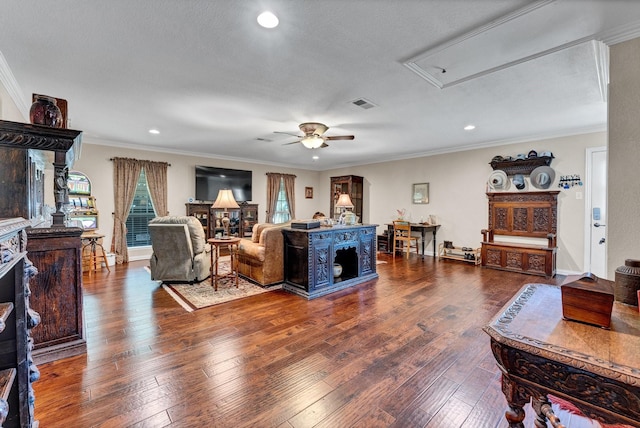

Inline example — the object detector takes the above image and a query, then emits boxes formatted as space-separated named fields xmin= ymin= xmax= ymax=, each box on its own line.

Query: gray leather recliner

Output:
xmin=148 ymin=216 xmax=211 ymax=283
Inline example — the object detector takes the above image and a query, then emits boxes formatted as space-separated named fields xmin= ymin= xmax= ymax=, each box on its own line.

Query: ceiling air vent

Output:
xmin=351 ymin=98 xmax=377 ymax=110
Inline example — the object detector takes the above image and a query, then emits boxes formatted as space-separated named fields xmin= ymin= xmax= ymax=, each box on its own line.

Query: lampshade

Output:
xmin=301 ymin=135 xmax=324 ymax=149
xmin=335 ymin=193 xmax=354 ymax=209
xmin=211 ymin=189 xmax=240 ymax=209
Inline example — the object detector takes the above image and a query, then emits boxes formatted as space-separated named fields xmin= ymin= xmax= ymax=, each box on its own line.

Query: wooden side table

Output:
xmin=208 ymin=237 xmax=241 ymax=291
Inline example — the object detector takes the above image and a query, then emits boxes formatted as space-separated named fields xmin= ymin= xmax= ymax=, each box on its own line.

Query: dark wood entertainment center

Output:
xmin=282 ymin=224 xmax=378 ymax=299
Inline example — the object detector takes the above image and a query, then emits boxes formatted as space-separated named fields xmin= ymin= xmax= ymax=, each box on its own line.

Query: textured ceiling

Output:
xmin=2 ymin=0 xmax=640 ymax=170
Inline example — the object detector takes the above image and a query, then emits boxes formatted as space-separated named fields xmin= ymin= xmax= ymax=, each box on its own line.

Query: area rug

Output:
xmin=160 ymin=259 xmax=281 ymax=312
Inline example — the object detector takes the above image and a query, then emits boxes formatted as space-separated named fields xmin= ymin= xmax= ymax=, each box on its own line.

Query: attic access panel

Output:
xmin=403 ymin=1 xmax=604 ymax=90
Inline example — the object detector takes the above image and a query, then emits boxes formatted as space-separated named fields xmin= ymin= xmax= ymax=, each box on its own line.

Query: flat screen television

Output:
xmin=195 ymin=166 xmax=252 ymax=202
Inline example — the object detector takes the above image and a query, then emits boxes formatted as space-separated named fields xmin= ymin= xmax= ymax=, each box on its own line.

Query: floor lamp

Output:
xmin=212 ymin=189 xmax=240 ymax=238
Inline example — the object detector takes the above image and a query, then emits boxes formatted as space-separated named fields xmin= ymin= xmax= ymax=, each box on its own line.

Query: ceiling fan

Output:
xmin=275 ymin=122 xmax=355 ymax=149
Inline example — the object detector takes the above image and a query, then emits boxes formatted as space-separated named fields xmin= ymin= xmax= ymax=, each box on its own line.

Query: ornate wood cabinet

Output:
xmin=283 ymin=224 xmax=378 ymax=299
xmin=239 ymin=203 xmax=258 ymax=238
xmin=481 ymin=191 xmax=558 ymax=277
xmin=330 ymin=175 xmax=363 ymax=221
xmin=185 ymin=202 xmax=212 ymax=237
xmin=0 ymin=218 xmax=40 ymax=427
xmin=26 ymin=227 xmax=84 ymax=363
xmin=0 ymin=120 xmax=85 ymax=363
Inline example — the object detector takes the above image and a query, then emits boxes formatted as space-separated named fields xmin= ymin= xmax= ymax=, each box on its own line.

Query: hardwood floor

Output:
xmin=34 ymin=253 xmax=562 ymax=427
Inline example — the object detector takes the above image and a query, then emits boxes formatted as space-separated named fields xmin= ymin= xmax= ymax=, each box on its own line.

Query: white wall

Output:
xmin=608 ymin=37 xmax=640 ymax=278
xmin=0 ymin=82 xmax=25 ymax=122
xmin=322 ymin=132 xmax=606 ymax=275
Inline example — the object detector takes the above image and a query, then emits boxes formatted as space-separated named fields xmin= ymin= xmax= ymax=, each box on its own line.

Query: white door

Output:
xmin=585 ymin=147 xmax=607 ymax=278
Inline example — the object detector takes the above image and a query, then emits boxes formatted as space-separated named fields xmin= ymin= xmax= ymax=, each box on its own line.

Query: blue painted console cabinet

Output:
xmin=282 ymin=224 xmax=378 ymax=299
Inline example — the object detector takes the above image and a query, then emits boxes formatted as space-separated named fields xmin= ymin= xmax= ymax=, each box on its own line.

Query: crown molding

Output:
xmin=0 ymin=51 xmax=28 ymax=120
xmin=592 ymin=40 xmax=609 ymax=103
xmin=597 ymin=19 xmax=640 ymax=46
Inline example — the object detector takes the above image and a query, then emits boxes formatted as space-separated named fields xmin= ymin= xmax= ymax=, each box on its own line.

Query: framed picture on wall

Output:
xmin=412 ymin=183 xmax=429 ymax=204
xmin=305 ymin=187 xmax=313 ymax=199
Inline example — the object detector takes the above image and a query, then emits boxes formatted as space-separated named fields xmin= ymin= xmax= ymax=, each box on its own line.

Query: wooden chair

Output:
xmin=392 ymin=220 xmax=419 ymax=258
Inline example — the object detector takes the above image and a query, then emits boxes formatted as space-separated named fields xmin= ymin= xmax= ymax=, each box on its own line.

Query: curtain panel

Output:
xmin=111 ymin=157 xmax=169 ymax=263
xmin=265 ymin=172 xmax=296 ymax=223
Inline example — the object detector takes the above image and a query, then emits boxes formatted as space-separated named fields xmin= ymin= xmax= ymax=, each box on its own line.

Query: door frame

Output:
xmin=583 ymin=146 xmax=607 ymax=276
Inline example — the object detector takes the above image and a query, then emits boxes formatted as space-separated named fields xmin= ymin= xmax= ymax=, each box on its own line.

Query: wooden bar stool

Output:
xmin=81 ymin=232 xmax=111 ymax=275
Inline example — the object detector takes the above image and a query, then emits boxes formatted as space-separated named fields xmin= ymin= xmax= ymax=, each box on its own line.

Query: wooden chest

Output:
xmin=561 ymin=273 xmax=614 ymax=329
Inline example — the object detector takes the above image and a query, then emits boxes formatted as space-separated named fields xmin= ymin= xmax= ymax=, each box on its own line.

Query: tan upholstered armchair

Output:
xmin=237 ymin=223 xmax=288 ymax=286
xmin=148 ymin=216 xmax=211 ymax=283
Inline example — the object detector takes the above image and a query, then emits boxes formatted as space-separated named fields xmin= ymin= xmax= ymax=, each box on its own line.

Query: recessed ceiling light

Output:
xmin=312 ymin=155 xmax=319 ymax=160
xmin=463 ymin=124 xmax=476 ymax=131
xmin=148 ymin=129 xmax=160 ymax=134
xmin=257 ymin=11 xmax=279 ymax=28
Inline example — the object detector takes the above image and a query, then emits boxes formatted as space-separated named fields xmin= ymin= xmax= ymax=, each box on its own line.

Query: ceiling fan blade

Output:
xmin=282 ymin=140 xmax=301 ymax=145
xmin=324 ymin=135 xmax=355 ymax=141
xmin=320 ymin=142 xmax=329 ymax=148
xmin=274 ymin=131 xmax=302 ymax=138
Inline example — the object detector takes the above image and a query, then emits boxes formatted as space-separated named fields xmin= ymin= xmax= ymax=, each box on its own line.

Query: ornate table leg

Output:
xmin=502 ymin=374 xmax=528 ymax=428
xmin=231 ymin=243 xmax=238 ymax=288
xmin=212 ymin=244 xmax=220 ymax=291
xmin=532 ymin=395 xmax=565 ymax=428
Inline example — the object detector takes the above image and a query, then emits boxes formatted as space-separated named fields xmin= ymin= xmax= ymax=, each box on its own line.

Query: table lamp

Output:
xmin=212 ymin=189 xmax=240 ymax=237
xmin=335 ymin=193 xmax=356 ymax=225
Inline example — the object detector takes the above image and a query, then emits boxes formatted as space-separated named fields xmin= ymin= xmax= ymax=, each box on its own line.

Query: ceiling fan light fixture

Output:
xmin=301 ymin=135 xmax=324 ymax=149
xmin=257 ymin=11 xmax=279 ymax=28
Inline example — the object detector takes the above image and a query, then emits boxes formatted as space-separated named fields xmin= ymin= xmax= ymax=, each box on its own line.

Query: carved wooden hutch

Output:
xmin=0 ymin=120 xmax=85 ymax=364
xmin=481 ymin=191 xmax=559 ymax=277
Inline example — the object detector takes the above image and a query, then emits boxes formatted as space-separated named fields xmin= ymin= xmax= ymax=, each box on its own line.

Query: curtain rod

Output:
xmin=109 ymin=157 xmax=171 ymax=166
xmin=266 ymin=172 xmax=296 ymax=177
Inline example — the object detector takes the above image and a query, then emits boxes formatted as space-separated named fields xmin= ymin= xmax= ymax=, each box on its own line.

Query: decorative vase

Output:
xmin=333 ymin=263 xmax=342 ymax=278
xmin=29 ymin=95 xmax=63 ymax=128
xmin=614 ymin=259 xmax=640 ymax=306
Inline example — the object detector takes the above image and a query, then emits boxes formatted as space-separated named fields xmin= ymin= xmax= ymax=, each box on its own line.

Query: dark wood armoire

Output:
xmin=0 ymin=120 xmax=85 ymax=364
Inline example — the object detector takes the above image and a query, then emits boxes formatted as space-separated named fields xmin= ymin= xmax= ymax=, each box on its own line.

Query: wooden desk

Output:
xmin=484 ymin=284 xmax=640 ymax=427
xmin=208 ymin=237 xmax=241 ymax=291
xmin=386 ymin=223 xmax=440 ymax=257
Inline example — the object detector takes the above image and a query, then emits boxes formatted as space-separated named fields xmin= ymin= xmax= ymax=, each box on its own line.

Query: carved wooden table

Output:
xmin=484 ymin=284 xmax=640 ymax=427
xmin=208 ymin=237 xmax=241 ymax=291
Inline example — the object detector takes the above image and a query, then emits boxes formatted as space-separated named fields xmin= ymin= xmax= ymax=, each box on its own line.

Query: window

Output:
xmin=272 ymin=178 xmax=290 ymax=224
xmin=125 ymin=169 xmax=156 ymax=247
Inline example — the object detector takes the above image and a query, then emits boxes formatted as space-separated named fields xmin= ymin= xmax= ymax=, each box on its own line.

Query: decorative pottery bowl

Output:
xmin=333 ymin=263 xmax=342 ymax=277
